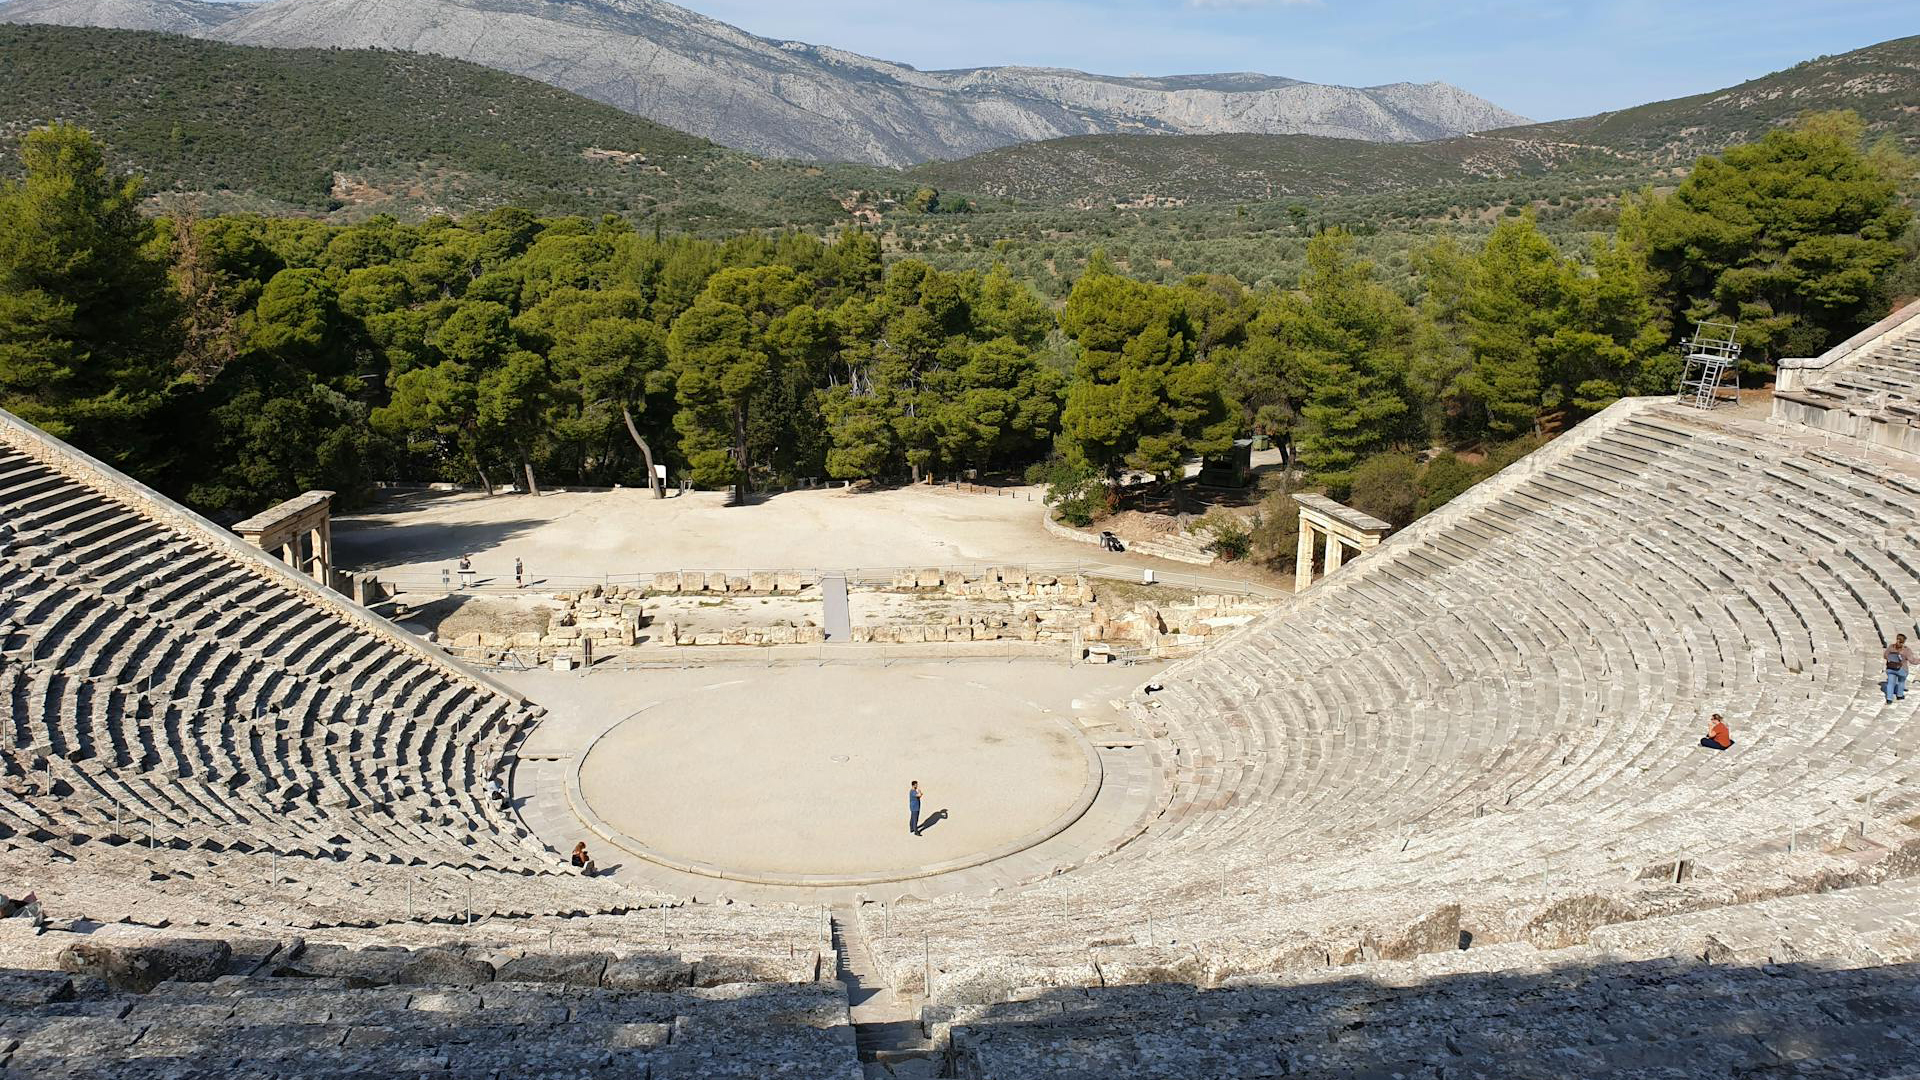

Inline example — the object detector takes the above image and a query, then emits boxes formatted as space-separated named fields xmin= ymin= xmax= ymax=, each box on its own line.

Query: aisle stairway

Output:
xmin=1775 ymin=297 xmax=1920 ymax=453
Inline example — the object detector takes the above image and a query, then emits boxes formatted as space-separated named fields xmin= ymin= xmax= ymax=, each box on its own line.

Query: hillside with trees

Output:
xmin=0 ymin=24 xmax=895 ymax=227
xmin=2 ymin=116 xmax=1911 ymax=579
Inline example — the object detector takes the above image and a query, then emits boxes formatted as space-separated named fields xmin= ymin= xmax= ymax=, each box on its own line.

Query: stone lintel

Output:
xmin=1293 ymin=493 xmax=1392 ymax=538
xmin=233 ymin=491 xmax=335 ymax=547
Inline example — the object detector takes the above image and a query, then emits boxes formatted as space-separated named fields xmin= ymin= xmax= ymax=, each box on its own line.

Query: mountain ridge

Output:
xmin=912 ymin=33 xmax=1920 ymax=207
xmin=0 ymin=0 xmax=1529 ymax=166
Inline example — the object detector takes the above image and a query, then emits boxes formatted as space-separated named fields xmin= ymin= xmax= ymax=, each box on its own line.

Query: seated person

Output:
xmin=1699 ymin=714 xmax=1732 ymax=751
xmin=570 ymin=842 xmax=597 ymax=876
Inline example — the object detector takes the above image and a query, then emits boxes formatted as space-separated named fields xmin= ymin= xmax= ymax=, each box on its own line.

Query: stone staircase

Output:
xmin=1775 ymin=298 xmax=1920 ymax=454
xmin=833 ymin=906 xmax=938 ymax=1079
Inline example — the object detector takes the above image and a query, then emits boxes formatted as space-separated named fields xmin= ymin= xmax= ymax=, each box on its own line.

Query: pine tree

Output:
xmin=1276 ymin=231 xmax=1414 ymax=489
xmin=1637 ymin=111 xmax=1911 ymax=362
xmin=0 ymin=123 xmax=176 ymax=467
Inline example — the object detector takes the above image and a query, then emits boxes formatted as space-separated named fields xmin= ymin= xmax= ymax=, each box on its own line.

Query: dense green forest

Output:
xmin=4 ymin=25 xmax=1916 ymax=313
xmin=0 ymin=115 xmax=1912 ymax=571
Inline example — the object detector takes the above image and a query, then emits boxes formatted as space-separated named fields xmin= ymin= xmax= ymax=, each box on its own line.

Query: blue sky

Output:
xmin=684 ymin=0 xmax=1913 ymax=121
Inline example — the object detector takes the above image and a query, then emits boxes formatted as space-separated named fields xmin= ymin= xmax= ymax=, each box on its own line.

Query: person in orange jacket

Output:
xmin=1699 ymin=714 xmax=1732 ymax=751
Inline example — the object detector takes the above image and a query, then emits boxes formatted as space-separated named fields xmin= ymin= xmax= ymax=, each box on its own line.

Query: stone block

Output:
xmin=850 ymin=627 xmax=872 ymax=644
xmin=693 ymin=633 xmax=723 ymax=646
xmin=722 ymin=576 xmax=747 ymax=594
xmin=768 ymin=625 xmax=796 ymax=645
xmin=704 ymin=572 xmax=727 ymax=593
xmin=1094 ymin=946 xmax=1205 ymax=987
xmin=775 ymin=572 xmax=803 ymax=593
xmin=61 ymin=939 xmax=232 ymax=993
xmin=916 ymin=568 xmax=943 ymax=589
xmin=797 ymin=626 xmax=825 ymax=644
xmin=603 ymin=953 xmax=691 ymax=991
xmin=1367 ymin=904 xmax=1463 ymax=961
xmin=1523 ymin=894 xmax=1639 ymax=949
xmin=497 ymin=952 xmax=611 ymax=987
xmin=690 ymin=952 xmax=818 ymax=987
xmin=749 ymin=571 xmax=776 ymax=593
xmin=394 ymin=949 xmax=495 ymax=985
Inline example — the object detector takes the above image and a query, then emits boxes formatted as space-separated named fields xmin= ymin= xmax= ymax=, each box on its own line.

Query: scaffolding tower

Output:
xmin=1677 ymin=320 xmax=1742 ymax=410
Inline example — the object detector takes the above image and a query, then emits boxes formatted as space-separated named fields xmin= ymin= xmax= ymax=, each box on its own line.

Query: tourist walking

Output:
xmin=1885 ymin=634 xmax=1915 ymax=703
xmin=909 ymin=781 xmax=923 ymax=836
xmin=458 ymin=554 xmax=475 ymax=590
xmin=514 ymin=558 xmax=524 ymax=588
xmin=570 ymin=842 xmax=597 ymax=876
xmin=1699 ymin=714 xmax=1732 ymax=751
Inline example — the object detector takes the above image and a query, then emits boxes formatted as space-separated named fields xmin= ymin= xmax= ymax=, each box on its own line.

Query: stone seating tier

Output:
xmin=936 ymin=877 xmax=1920 ymax=1079
xmin=0 ymin=930 xmax=858 ymax=1080
xmin=0 ymin=417 xmax=644 ymax=926
xmin=864 ymin=401 xmax=1920 ymax=1001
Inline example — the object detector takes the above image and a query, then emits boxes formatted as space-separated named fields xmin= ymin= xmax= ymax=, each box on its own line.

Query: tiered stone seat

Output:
xmin=1774 ymin=299 xmax=1920 ymax=452
xmin=933 ymin=877 xmax=1920 ymax=1079
xmin=0 ymin=410 xmax=680 ymax=937
xmin=0 ymin=929 xmax=859 ymax=1080
xmin=867 ymin=400 xmax=1920 ymax=1002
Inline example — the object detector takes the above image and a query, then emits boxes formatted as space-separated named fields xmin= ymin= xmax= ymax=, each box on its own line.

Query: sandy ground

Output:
xmin=335 ymin=485 xmax=1073 ymax=582
xmin=575 ymin=669 xmax=1090 ymax=876
xmin=332 ymin=483 xmax=1285 ymax=593
xmin=504 ymin=660 xmax=1162 ymax=879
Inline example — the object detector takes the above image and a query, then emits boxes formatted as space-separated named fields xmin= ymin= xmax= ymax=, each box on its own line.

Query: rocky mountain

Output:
xmin=915 ymin=33 xmax=1920 ymax=208
xmin=0 ymin=0 xmax=1529 ymax=167
xmin=0 ymin=0 xmax=234 ymax=32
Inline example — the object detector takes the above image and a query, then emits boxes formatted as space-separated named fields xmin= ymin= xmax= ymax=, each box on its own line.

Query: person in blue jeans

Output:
xmin=909 ymin=781 xmax=923 ymax=836
xmin=1886 ymin=635 xmax=1916 ymax=703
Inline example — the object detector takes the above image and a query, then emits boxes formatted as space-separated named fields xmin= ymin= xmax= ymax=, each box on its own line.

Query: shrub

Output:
xmin=1032 ymin=456 xmax=1111 ymax=527
xmin=1415 ymin=453 xmax=1482 ymax=517
xmin=1347 ymin=452 xmax=1421 ymax=529
xmin=1190 ymin=510 xmax=1253 ymax=562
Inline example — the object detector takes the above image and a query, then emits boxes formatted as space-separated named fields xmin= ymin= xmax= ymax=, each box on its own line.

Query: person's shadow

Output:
xmin=917 ymin=809 xmax=950 ymax=834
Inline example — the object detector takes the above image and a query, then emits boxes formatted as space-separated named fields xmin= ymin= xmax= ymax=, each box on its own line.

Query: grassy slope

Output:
xmin=913 ymin=35 xmax=1920 ymax=208
xmin=0 ymin=24 xmax=901 ymax=229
